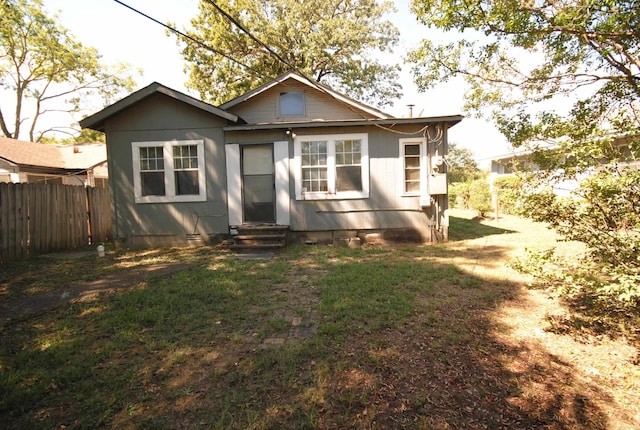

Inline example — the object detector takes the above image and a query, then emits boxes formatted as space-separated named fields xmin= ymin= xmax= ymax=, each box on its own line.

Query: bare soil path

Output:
xmin=0 ymin=256 xmax=193 ymax=322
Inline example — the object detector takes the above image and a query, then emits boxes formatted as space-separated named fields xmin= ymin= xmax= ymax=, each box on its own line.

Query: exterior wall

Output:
xmin=225 ymin=79 xmax=374 ymax=124
xmin=0 ymin=159 xmax=18 ymax=183
xmin=104 ymin=93 xmax=230 ymax=247
xmin=226 ymin=122 xmax=450 ymax=242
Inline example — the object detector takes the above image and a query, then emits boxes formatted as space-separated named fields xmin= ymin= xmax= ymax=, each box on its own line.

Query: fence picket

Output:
xmin=0 ymin=183 xmax=112 ymax=263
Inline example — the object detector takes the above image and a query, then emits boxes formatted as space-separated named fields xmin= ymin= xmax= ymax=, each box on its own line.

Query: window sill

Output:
xmin=297 ymin=192 xmax=369 ymax=201
xmin=135 ymin=195 xmax=207 ymax=204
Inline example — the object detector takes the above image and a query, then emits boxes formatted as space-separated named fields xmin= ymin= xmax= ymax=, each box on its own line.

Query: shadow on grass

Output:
xmin=0 ymin=244 xmax=628 ymax=429
xmin=449 ymin=215 xmax=516 ymax=241
xmin=544 ymin=292 xmax=640 ymax=349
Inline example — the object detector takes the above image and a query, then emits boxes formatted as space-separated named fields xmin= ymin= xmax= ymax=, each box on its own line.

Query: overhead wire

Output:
xmin=112 ymin=0 xmax=449 ymax=137
xmin=111 ymin=0 xmax=251 ymax=70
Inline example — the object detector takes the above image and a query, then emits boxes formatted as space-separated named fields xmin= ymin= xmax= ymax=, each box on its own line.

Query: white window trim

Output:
xmin=293 ymin=133 xmax=369 ymax=200
xmin=132 ymin=140 xmax=206 ymax=203
xmin=399 ymin=138 xmax=427 ymax=197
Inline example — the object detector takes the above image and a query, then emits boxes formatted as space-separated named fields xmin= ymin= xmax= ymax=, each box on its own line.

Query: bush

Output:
xmin=493 ymin=175 xmax=523 ymax=215
xmin=468 ymin=178 xmax=493 ymax=217
xmin=513 ymin=165 xmax=640 ymax=308
xmin=449 ymin=182 xmax=470 ymax=209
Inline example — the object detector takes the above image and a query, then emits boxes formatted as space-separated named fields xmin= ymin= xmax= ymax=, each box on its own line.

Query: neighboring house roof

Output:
xmin=219 ymin=71 xmax=392 ymax=120
xmin=58 ymin=143 xmax=108 ymax=170
xmin=79 ymin=82 xmax=242 ymax=132
xmin=0 ymin=137 xmax=106 ymax=171
xmin=0 ymin=136 xmax=65 ymax=168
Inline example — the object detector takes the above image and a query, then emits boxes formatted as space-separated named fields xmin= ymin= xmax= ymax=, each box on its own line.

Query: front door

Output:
xmin=242 ymin=144 xmax=275 ymax=223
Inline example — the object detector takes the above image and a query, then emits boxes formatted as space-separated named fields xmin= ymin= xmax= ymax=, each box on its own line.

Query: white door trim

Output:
xmin=225 ymin=144 xmax=242 ymax=226
xmin=274 ymin=140 xmax=290 ymax=225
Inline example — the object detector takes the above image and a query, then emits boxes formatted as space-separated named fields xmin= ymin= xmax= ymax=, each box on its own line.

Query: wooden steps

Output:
xmin=227 ymin=225 xmax=289 ymax=250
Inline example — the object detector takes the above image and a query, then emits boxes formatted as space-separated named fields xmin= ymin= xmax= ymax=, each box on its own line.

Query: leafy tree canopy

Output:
xmin=407 ymin=0 xmax=639 ymax=164
xmin=179 ymin=0 xmax=402 ymax=107
xmin=0 ymin=0 xmax=137 ymax=142
xmin=407 ymin=1 xmax=640 ymax=307
xmin=447 ymin=141 xmax=480 ymax=183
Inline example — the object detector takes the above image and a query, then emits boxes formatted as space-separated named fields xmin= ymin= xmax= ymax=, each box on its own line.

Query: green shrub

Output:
xmin=449 ymin=182 xmax=470 ymax=208
xmin=493 ymin=175 xmax=524 ymax=215
xmin=468 ymin=178 xmax=493 ymax=217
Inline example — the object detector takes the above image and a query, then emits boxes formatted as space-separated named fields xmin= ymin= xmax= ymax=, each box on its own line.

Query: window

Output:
xmin=173 ymin=145 xmax=200 ymax=195
xmin=301 ymin=140 xmax=328 ymax=192
xmin=294 ymin=133 xmax=368 ymax=200
xmin=139 ymin=146 xmax=165 ymax=196
xmin=336 ymin=139 xmax=362 ymax=191
xmin=279 ymin=92 xmax=305 ymax=116
xmin=132 ymin=140 xmax=206 ymax=203
xmin=399 ymin=138 xmax=425 ymax=196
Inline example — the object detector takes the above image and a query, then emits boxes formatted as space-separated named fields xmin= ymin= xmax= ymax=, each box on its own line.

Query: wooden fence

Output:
xmin=0 ymin=183 xmax=112 ymax=262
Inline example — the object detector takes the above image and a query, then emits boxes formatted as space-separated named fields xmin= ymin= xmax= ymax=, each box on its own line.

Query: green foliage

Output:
xmin=515 ymin=165 xmax=640 ymax=306
xmin=408 ymin=1 xmax=639 ymax=139
xmin=447 ymin=142 xmax=480 ymax=183
xmin=522 ymin=166 xmax=640 ymax=270
xmin=408 ymin=0 xmax=640 ymax=309
xmin=468 ymin=178 xmax=493 ymax=217
xmin=180 ymin=0 xmax=401 ymax=106
xmin=40 ymin=128 xmax=105 ymax=145
xmin=408 ymin=0 xmax=639 ymax=172
xmin=449 ymin=174 xmax=492 ymax=217
xmin=492 ymin=174 xmax=523 ymax=215
xmin=448 ymin=182 xmax=470 ymax=209
xmin=0 ymin=0 xmax=137 ymax=141
xmin=511 ymin=246 xmax=640 ymax=308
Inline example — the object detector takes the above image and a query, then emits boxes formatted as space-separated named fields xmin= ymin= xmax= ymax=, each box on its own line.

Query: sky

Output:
xmin=41 ymin=0 xmax=512 ymax=167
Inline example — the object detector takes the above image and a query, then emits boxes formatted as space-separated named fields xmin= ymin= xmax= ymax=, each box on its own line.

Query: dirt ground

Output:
xmin=0 ymin=251 xmax=193 ymax=321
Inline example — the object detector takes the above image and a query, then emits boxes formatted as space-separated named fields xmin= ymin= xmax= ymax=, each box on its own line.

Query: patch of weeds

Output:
xmin=267 ymin=318 xmax=290 ymax=333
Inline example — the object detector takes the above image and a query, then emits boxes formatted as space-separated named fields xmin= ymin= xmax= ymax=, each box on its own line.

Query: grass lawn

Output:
xmin=1 ymin=210 xmax=638 ymax=429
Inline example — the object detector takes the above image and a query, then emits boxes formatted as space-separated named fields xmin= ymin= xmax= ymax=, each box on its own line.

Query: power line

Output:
xmin=111 ymin=0 xmax=251 ymax=69
xmin=201 ymin=1 xmax=434 ymax=135
xmin=112 ymin=0 xmax=440 ymax=137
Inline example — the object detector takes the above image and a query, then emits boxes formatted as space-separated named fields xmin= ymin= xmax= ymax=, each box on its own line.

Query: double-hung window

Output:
xmin=132 ymin=140 xmax=206 ymax=203
xmin=399 ymin=138 xmax=426 ymax=196
xmin=294 ymin=133 xmax=368 ymax=200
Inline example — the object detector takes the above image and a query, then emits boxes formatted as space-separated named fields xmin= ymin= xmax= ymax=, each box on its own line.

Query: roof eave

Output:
xmin=223 ymin=115 xmax=463 ymax=132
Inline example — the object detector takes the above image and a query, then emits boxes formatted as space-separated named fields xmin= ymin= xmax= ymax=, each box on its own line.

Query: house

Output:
xmin=79 ymin=72 xmax=462 ymax=248
xmin=490 ymin=134 xmax=639 ymax=198
xmin=0 ymin=137 xmax=108 ymax=188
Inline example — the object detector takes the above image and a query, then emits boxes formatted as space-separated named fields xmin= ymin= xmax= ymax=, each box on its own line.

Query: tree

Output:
xmin=179 ymin=0 xmax=401 ymax=107
xmin=407 ymin=1 xmax=640 ymax=305
xmin=0 ymin=0 xmax=136 ymax=142
xmin=447 ymin=142 xmax=480 ymax=183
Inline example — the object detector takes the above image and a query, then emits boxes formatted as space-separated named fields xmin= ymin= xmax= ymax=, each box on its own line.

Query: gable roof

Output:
xmin=0 ymin=137 xmax=106 ymax=170
xmin=219 ymin=71 xmax=392 ymax=120
xmin=79 ymin=82 xmax=241 ymax=132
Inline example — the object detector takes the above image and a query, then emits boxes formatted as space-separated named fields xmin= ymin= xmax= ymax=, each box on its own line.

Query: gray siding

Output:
xmin=229 ymin=123 xmax=447 ymax=235
xmin=291 ymin=125 xmax=436 ymax=232
xmin=104 ymin=93 xmax=230 ymax=244
xmin=226 ymin=79 xmax=377 ymax=124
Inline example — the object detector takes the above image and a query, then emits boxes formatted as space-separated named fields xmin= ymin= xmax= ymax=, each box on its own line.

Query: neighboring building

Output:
xmin=0 ymin=137 xmax=108 ymax=187
xmin=80 ymin=72 xmax=462 ymax=248
xmin=490 ymin=134 xmax=639 ymax=197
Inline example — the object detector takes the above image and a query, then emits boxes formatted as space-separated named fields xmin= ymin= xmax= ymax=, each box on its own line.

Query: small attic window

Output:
xmin=279 ymin=92 xmax=305 ymax=116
